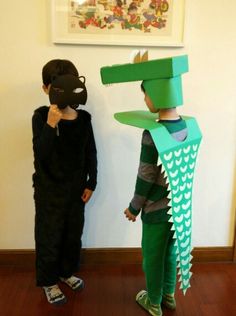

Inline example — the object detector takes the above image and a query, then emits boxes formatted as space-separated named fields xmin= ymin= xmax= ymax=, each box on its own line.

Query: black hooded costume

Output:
xmin=32 ymin=75 xmax=97 ymax=286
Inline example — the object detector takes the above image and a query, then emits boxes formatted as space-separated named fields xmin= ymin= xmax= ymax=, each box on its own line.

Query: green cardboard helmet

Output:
xmin=100 ymin=54 xmax=188 ymax=109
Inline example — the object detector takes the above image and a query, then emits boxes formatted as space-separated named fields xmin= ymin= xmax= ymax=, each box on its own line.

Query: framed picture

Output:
xmin=51 ymin=0 xmax=185 ymax=47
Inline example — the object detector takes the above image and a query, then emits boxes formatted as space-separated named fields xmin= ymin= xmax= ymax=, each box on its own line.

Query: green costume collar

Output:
xmin=114 ymin=110 xmax=202 ymax=151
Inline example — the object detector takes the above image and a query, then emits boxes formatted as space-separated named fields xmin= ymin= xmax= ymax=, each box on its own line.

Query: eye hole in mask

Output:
xmin=73 ymin=87 xmax=84 ymax=94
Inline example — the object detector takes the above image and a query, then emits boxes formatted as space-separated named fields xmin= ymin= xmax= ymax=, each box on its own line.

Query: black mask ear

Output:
xmin=79 ymin=76 xmax=86 ymax=84
xmin=49 ymin=74 xmax=87 ymax=109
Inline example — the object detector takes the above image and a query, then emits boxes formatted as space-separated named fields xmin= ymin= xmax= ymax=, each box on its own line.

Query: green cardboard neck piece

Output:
xmin=114 ymin=110 xmax=202 ymax=152
xmin=114 ymin=110 xmax=159 ymax=130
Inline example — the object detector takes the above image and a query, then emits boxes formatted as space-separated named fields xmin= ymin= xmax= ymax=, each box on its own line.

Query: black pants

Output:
xmin=34 ymin=189 xmax=85 ymax=287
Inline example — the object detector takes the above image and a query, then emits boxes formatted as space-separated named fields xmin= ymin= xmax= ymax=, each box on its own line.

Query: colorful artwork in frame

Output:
xmin=51 ymin=0 xmax=185 ymax=46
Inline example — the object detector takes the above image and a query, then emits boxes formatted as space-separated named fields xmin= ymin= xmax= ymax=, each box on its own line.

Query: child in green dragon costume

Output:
xmin=100 ymin=53 xmax=202 ymax=316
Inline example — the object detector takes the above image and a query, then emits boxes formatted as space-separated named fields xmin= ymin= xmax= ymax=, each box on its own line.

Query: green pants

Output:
xmin=142 ymin=221 xmax=177 ymax=305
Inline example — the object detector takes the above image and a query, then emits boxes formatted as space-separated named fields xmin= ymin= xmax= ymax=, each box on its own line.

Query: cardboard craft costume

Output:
xmin=49 ymin=74 xmax=87 ymax=109
xmin=100 ymin=54 xmax=202 ymax=294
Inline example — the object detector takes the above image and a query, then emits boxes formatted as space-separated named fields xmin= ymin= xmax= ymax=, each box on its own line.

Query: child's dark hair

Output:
xmin=141 ymin=81 xmax=145 ymax=93
xmin=42 ymin=59 xmax=79 ymax=87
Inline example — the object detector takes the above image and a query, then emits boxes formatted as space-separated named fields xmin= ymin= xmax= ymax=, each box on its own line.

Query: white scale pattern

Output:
xmin=160 ymin=142 xmax=200 ymax=293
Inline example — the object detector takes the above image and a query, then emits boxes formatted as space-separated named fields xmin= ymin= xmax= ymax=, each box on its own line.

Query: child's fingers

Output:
xmin=124 ymin=208 xmax=136 ymax=222
xmin=81 ymin=193 xmax=87 ymax=202
xmin=81 ymin=189 xmax=93 ymax=203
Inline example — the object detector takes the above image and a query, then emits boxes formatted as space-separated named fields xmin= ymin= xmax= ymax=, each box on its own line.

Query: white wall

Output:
xmin=0 ymin=0 xmax=235 ymax=249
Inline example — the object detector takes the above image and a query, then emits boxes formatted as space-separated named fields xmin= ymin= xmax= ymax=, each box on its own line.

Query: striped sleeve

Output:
xmin=129 ymin=130 xmax=160 ymax=216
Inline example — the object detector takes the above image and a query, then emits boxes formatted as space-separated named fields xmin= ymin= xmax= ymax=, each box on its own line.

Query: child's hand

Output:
xmin=47 ymin=105 xmax=63 ymax=128
xmin=81 ymin=188 xmax=93 ymax=203
xmin=124 ymin=208 xmax=136 ymax=222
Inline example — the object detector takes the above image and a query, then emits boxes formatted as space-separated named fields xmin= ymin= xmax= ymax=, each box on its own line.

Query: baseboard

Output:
xmin=0 ymin=247 xmax=234 ymax=266
xmin=192 ymin=246 xmax=233 ymax=262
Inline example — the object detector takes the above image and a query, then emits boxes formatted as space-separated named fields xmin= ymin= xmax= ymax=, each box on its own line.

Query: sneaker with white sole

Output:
xmin=162 ymin=293 xmax=176 ymax=310
xmin=43 ymin=285 xmax=67 ymax=305
xmin=60 ymin=275 xmax=84 ymax=291
xmin=136 ymin=290 xmax=162 ymax=316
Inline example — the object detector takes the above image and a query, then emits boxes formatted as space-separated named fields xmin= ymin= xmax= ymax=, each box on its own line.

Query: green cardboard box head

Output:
xmin=100 ymin=54 xmax=188 ymax=109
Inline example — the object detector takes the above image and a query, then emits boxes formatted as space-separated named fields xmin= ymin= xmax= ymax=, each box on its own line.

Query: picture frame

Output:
xmin=51 ymin=0 xmax=185 ymax=47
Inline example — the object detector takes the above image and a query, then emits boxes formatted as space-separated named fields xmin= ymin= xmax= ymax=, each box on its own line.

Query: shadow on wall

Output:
xmin=81 ymin=84 xmax=142 ymax=248
xmin=0 ymin=81 xmax=44 ymax=247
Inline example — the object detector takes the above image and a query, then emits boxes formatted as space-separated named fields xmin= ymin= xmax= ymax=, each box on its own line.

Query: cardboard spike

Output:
xmin=167 ymin=208 xmax=172 ymax=215
xmin=178 ymin=269 xmax=181 ymax=275
xmin=175 ymin=247 xmax=179 ymax=255
xmin=157 ymin=157 xmax=162 ymax=166
xmin=178 ymin=276 xmax=182 ymax=282
xmin=167 ymin=192 xmax=172 ymax=199
xmin=168 ymin=200 xmax=172 ymax=207
xmin=177 ymin=255 xmax=180 ymax=262
xmin=140 ymin=49 xmax=148 ymax=62
xmin=183 ymin=288 xmax=187 ymax=295
xmin=173 ymin=232 xmax=177 ymax=239
xmin=180 ymin=283 xmax=183 ymax=290
xmin=160 ymin=164 xmax=166 ymax=174
xmin=177 ymin=262 xmax=181 ymax=268
xmin=170 ymin=223 xmax=175 ymax=231
xmin=168 ymin=217 xmax=174 ymax=223
xmin=167 ymin=183 xmax=171 ymax=191
xmin=130 ymin=50 xmax=141 ymax=63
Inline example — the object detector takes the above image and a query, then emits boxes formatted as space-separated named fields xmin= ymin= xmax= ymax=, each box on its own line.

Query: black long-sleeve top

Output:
xmin=32 ymin=106 xmax=97 ymax=196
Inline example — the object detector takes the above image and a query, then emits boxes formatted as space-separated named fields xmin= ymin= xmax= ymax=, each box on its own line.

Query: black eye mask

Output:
xmin=49 ymin=74 xmax=87 ymax=109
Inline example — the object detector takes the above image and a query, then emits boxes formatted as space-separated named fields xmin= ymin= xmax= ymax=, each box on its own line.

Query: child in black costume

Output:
xmin=32 ymin=59 xmax=97 ymax=305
